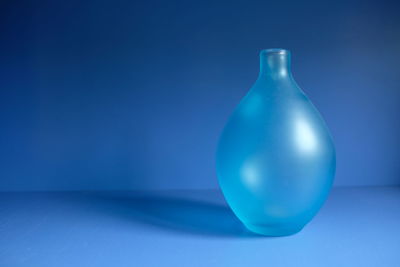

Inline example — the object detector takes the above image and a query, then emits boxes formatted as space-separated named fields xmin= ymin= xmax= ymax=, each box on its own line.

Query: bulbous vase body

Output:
xmin=216 ymin=49 xmax=336 ymax=236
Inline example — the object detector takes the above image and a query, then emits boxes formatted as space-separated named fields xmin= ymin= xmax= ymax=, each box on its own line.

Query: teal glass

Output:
xmin=216 ymin=49 xmax=336 ymax=236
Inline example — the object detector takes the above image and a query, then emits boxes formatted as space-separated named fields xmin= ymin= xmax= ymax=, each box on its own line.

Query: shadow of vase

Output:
xmin=85 ymin=191 xmax=259 ymax=238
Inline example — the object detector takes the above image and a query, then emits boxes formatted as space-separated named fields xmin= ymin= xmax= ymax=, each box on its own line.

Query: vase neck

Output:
xmin=259 ymin=49 xmax=291 ymax=79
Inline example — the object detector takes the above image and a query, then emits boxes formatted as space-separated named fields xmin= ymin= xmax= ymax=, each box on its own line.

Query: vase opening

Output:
xmin=260 ymin=48 xmax=291 ymax=77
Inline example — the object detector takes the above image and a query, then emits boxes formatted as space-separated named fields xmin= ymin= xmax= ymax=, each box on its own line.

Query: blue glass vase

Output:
xmin=216 ymin=49 xmax=336 ymax=236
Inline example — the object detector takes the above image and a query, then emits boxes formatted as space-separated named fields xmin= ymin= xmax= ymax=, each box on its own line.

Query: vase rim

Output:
xmin=261 ymin=48 xmax=290 ymax=55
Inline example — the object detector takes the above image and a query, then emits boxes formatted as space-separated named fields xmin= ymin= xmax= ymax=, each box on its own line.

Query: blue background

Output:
xmin=1 ymin=0 xmax=399 ymax=191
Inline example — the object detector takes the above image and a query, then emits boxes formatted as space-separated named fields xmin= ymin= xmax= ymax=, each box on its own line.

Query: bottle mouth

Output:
xmin=259 ymin=48 xmax=291 ymax=77
xmin=260 ymin=48 xmax=289 ymax=55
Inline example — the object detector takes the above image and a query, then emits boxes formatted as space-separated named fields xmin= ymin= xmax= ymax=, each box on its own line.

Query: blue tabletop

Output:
xmin=1 ymin=187 xmax=399 ymax=267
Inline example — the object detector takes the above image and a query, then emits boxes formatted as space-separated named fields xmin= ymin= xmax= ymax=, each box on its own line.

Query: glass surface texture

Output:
xmin=216 ymin=49 xmax=336 ymax=236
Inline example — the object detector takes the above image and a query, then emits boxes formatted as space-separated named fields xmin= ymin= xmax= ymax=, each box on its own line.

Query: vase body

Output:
xmin=216 ymin=49 xmax=336 ymax=236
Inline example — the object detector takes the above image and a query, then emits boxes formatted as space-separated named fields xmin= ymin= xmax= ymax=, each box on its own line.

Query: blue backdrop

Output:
xmin=1 ymin=0 xmax=399 ymax=191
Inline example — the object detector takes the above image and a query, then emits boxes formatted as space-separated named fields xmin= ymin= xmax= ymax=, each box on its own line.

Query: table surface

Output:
xmin=1 ymin=186 xmax=399 ymax=267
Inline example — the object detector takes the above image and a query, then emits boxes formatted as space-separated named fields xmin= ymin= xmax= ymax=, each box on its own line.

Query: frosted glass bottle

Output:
xmin=216 ymin=49 xmax=336 ymax=236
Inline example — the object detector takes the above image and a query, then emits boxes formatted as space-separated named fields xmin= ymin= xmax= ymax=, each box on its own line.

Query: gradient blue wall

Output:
xmin=1 ymin=0 xmax=399 ymax=191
